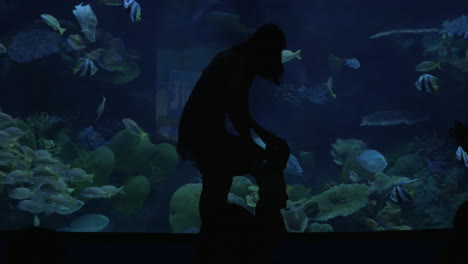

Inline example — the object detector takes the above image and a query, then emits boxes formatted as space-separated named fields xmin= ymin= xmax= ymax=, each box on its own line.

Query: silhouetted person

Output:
xmin=437 ymin=201 xmax=468 ymax=263
xmin=177 ymin=24 xmax=289 ymax=262
xmin=450 ymin=120 xmax=468 ymax=151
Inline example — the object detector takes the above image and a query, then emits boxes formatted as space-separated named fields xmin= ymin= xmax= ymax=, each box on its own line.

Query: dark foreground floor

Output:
xmin=0 ymin=229 xmax=465 ymax=264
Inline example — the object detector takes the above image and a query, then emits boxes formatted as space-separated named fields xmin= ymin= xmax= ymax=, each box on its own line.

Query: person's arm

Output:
xmin=250 ymin=116 xmax=277 ymax=144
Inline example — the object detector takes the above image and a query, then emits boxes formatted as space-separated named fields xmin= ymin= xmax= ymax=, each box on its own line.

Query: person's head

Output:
xmin=235 ymin=24 xmax=286 ymax=85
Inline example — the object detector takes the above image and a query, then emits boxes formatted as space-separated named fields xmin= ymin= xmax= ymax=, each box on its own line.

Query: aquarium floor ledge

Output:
xmin=0 ymin=229 xmax=461 ymax=263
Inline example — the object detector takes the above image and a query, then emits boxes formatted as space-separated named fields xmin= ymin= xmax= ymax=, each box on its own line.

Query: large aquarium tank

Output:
xmin=0 ymin=0 xmax=466 ymax=234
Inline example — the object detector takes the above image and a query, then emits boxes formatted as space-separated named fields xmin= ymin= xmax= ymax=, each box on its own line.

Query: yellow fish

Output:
xmin=416 ymin=61 xmax=441 ymax=72
xmin=40 ymin=14 xmax=66 ymax=35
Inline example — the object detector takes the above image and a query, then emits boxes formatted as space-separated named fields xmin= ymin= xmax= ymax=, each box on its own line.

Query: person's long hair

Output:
xmin=232 ymin=24 xmax=286 ymax=85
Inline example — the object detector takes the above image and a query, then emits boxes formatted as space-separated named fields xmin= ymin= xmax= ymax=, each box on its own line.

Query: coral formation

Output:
xmin=290 ymin=183 xmax=373 ymax=222
xmin=331 ymin=138 xmax=367 ymax=165
xmin=386 ymin=154 xmax=424 ymax=177
xmin=441 ymin=15 xmax=468 ymax=39
xmin=148 ymin=143 xmax=179 ymax=183
xmin=286 ymin=184 xmax=311 ymax=202
xmin=114 ymin=175 xmax=150 ymax=216
xmin=169 ymin=183 xmax=202 ymax=232
xmin=108 ymin=129 xmax=154 ymax=176
xmin=306 ymin=222 xmax=334 ymax=232
xmin=72 ymin=146 xmax=115 ymax=199
xmin=282 ymin=207 xmax=309 ymax=232
xmin=229 ymin=176 xmax=253 ymax=198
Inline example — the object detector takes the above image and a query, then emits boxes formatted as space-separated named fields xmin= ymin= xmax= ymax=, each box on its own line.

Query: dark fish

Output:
xmin=389 ymin=185 xmax=413 ymax=203
xmin=415 ymin=74 xmax=439 ymax=94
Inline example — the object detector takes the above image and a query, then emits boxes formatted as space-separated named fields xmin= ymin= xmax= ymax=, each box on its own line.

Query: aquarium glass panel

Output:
xmin=0 ymin=0 xmax=466 ymax=233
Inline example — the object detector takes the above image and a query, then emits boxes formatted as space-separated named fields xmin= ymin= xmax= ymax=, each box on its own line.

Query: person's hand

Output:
xmin=265 ymin=137 xmax=290 ymax=171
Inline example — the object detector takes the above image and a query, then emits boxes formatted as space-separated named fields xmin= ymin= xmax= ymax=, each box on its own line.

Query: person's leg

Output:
xmin=197 ymin=162 xmax=233 ymax=234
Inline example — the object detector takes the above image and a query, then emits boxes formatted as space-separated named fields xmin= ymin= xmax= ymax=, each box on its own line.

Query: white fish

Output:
xmin=125 ymin=0 xmax=142 ymax=23
xmin=0 ymin=112 xmax=15 ymax=124
xmin=123 ymin=0 xmax=135 ymax=9
xmin=282 ymin=49 xmax=301 ymax=63
xmin=73 ymin=58 xmax=98 ymax=77
xmin=345 ymin=58 xmax=360 ymax=69
xmin=456 ymin=146 xmax=464 ymax=161
xmin=415 ymin=74 xmax=439 ymax=94
xmin=3 ymin=127 xmax=28 ymax=139
xmin=81 ymin=187 xmax=109 ymax=198
xmin=57 ymin=214 xmax=110 ymax=232
xmin=458 ymin=146 xmax=468 ymax=168
xmin=95 ymin=96 xmax=106 ymax=121
xmin=73 ymin=3 xmax=98 ymax=42
xmin=62 ymin=168 xmax=93 ymax=182
xmin=8 ymin=187 xmax=35 ymax=200
xmin=0 ymin=43 xmax=6 ymax=54
xmin=40 ymin=14 xmax=66 ymax=35
xmin=17 ymin=200 xmax=44 ymax=214
xmin=349 ymin=170 xmax=360 ymax=182
xmin=123 ymin=118 xmax=144 ymax=136
xmin=99 ymin=185 xmax=125 ymax=197
xmin=357 ymin=149 xmax=388 ymax=173
xmin=34 ymin=215 xmax=40 ymax=227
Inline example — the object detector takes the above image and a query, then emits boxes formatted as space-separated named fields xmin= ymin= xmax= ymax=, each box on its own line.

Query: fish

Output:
xmin=123 ymin=118 xmax=145 ymax=137
xmin=99 ymin=185 xmax=125 ymax=197
xmin=0 ymin=43 xmax=6 ymax=54
xmin=323 ymin=77 xmax=336 ymax=99
xmin=34 ymin=215 xmax=40 ymax=227
xmin=0 ymin=112 xmax=15 ymax=124
xmin=281 ymin=49 xmax=301 ymax=63
xmin=81 ymin=187 xmax=109 ymax=198
xmin=73 ymin=58 xmax=98 ymax=77
xmin=345 ymin=58 xmax=360 ymax=69
xmin=62 ymin=168 xmax=93 ymax=182
xmin=349 ymin=171 xmax=360 ymax=182
xmin=389 ymin=185 xmax=413 ymax=203
xmin=40 ymin=14 xmax=66 ymax=35
xmin=357 ymin=149 xmax=388 ymax=173
xmin=416 ymin=61 xmax=441 ymax=72
xmin=415 ymin=74 xmax=439 ymax=94
xmin=73 ymin=3 xmax=98 ymax=42
xmin=95 ymin=96 xmax=106 ymax=121
xmin=17 ymin=200 xmax=45 ymax=214
xmin=123 ymin=0 xmax=134 ymax=9
xmin=32 ymin=156 xmax=60 ymax=167
xmin=57 ymin=214 xmax=109 ymax=232
xmin=3 ymin=127 xmax=28 ymax=140
xmin=457 ymin=146 xmax=468 ymax=168
xmin=124 ymin=0 xmax=142 ymax=23
xmin=0 ymin=151 xmax=16 ymax=166
xmin=0 ymin=131 xmax=14 ymax=147
xmin=34 ymin=150 xmax=52 ymax=159
xmin=99 ymin=0 xmax=123 ymax=6
xmin=8 ymin=187 xmax=35 ymax=200
xmin=67 ymin=34 xmax=86 ymax=51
